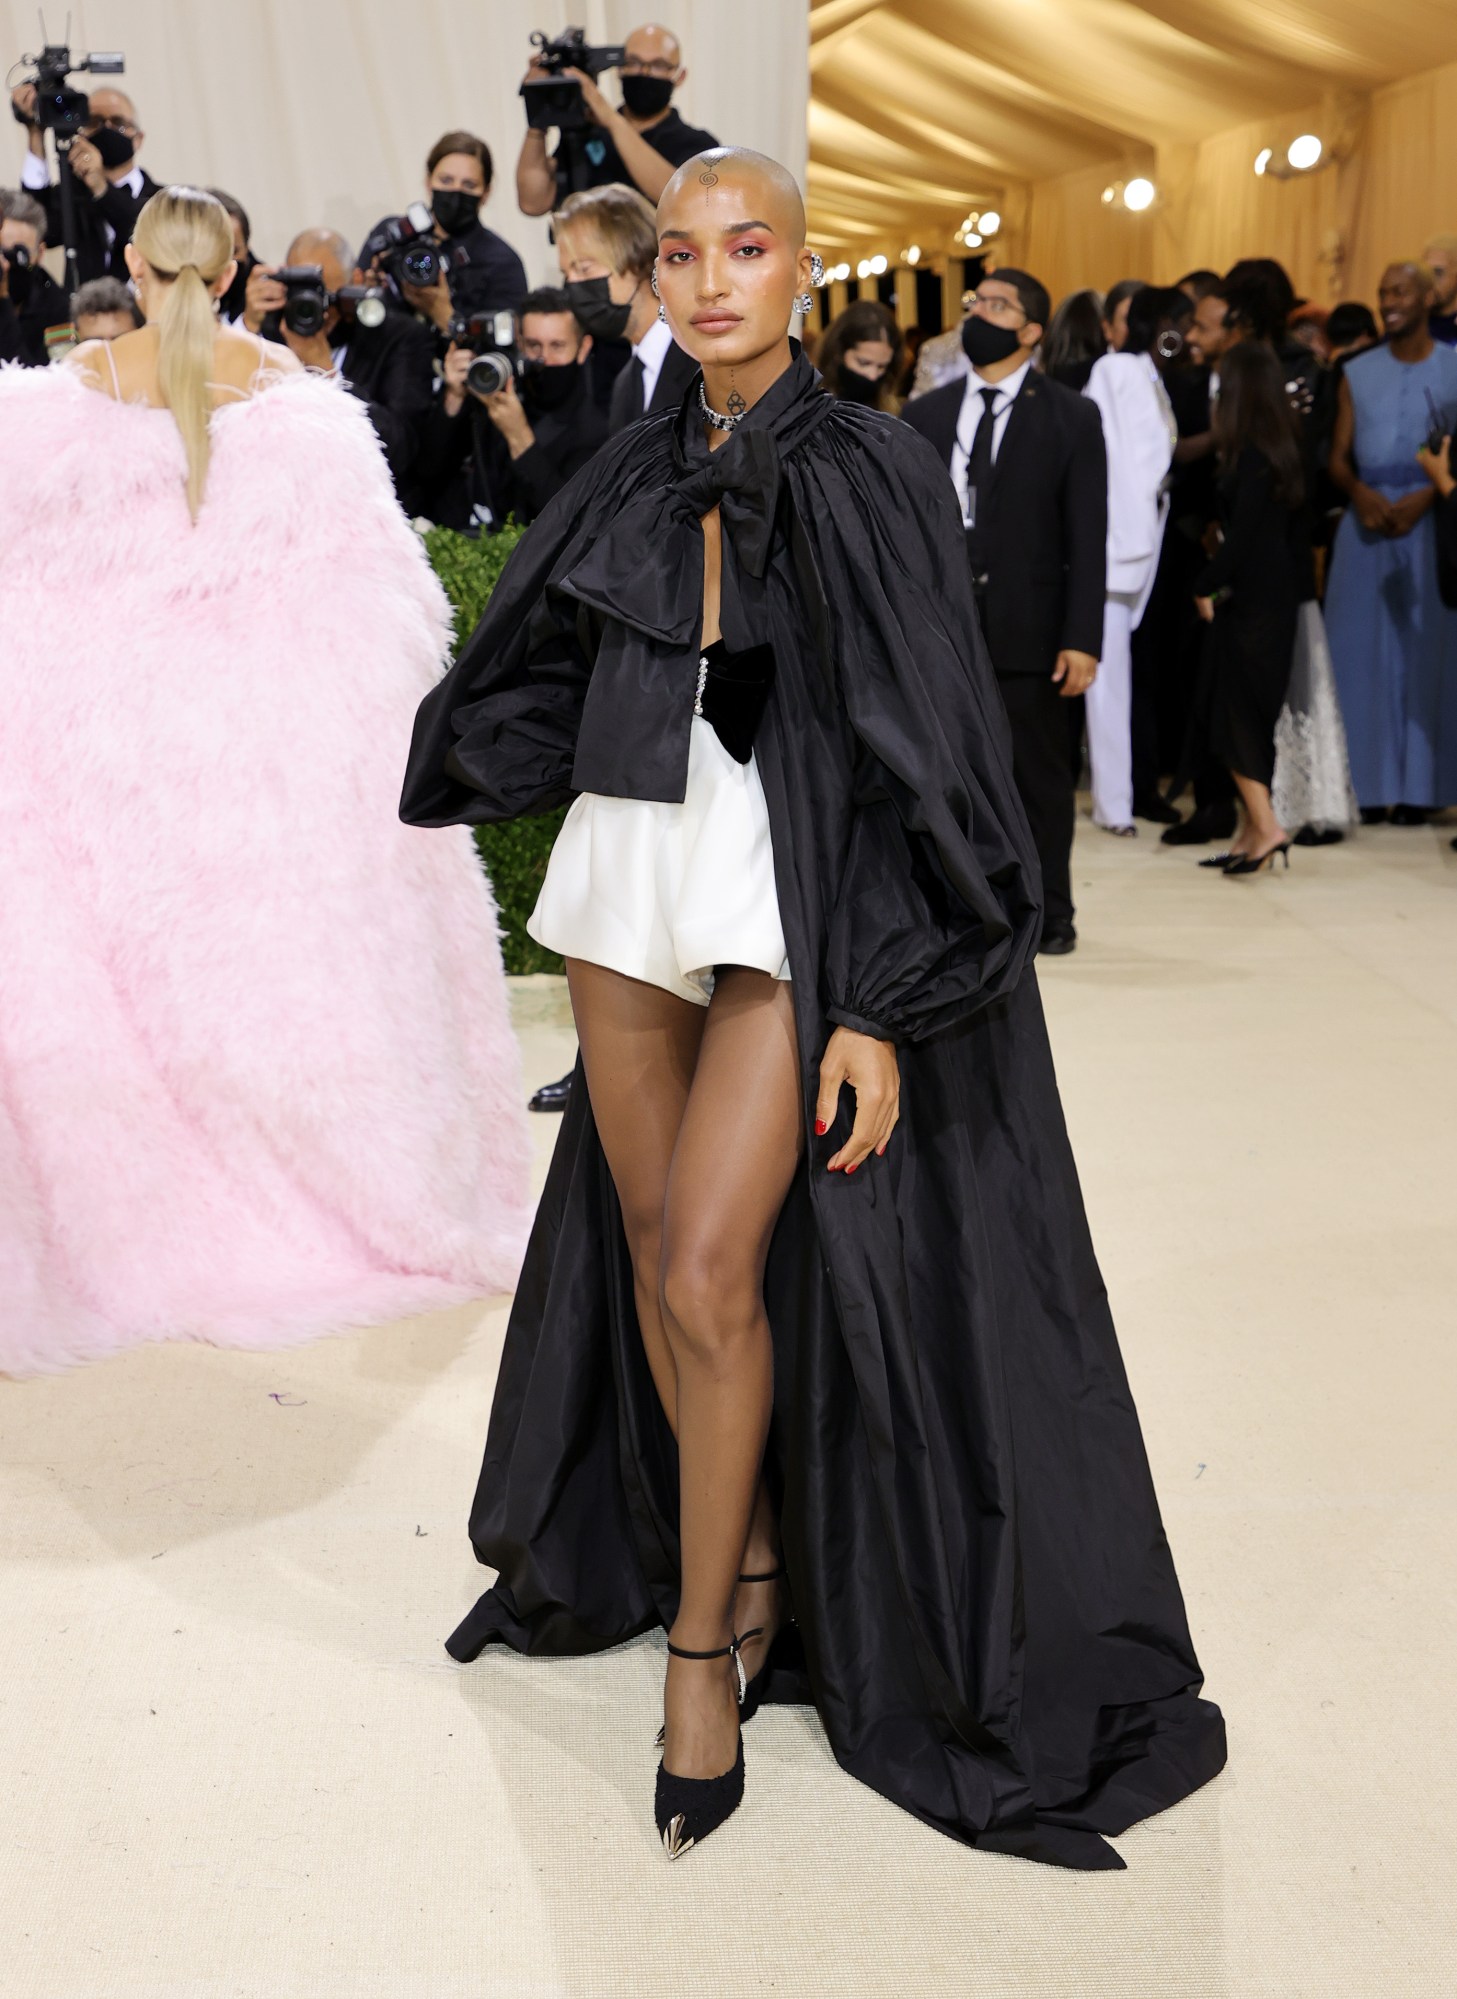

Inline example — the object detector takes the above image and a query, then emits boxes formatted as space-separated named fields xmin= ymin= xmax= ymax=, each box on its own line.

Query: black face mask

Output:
xmin=620 ymin=75 xmax=674 ymax=119
xmin=431 ymin=189 xmax=480 ymax=239
xmin=835 ymin=363 xmax=883 ymax=405
xmin=961 ymin=315 xmax=1024 ymax=369
xmin=563 ymin=275 xmax=633 ymax=342
xmin=86 ymin=124 xmax=136 ymax=171
xmin=521 ymin=359 xmax=581 ymax=412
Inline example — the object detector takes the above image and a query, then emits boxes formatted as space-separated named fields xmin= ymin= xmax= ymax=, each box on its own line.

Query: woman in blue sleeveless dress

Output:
xmin=1325 ymin=262 xmax=1457 ymax=811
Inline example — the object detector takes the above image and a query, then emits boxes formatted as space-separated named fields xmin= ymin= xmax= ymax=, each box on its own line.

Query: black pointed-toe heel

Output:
xmin=1197 ymin=850 xmax=1239 ymax=870
xmin=1224 ymin=841 xmax=1291 ymax=877
xmin=654 ymin=1633 xmax=758 ymax=1860
xmin=654 ymin=1564 xmax=791 ymax=1746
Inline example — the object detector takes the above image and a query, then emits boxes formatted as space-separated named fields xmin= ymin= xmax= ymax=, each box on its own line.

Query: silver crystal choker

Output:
xmin=697 ymin=383 xmax=741 ymax=431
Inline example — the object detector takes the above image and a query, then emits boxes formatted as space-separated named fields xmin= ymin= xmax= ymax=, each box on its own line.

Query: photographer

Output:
xmin=243 ymin=227 xmax=435 ymax=492
xmin=11 ymin=80 xmax=160 ymax=283
xmin=516 ymin=24 xmax=717 ymax=216
xmin=413 ymin=286 xmax=607 ymax=530
xmin=71 ymin=275 xmax=141 ymax=342
xmin=363 ymin=132 xmax=527 ymax=343
xmin=208 ymin=188 xmax=257 ymax=326
xmin=0 ymin=188 xmax=70 ymax=364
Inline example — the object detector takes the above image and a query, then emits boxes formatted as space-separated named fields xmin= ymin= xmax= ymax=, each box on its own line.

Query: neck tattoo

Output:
xmin=725 ymin=369 xmax=747 ymax=418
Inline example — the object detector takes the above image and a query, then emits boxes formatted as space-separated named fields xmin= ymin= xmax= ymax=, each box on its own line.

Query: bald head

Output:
xmin=659 ymin=148 xmax=806 ymax=248
xmin=287 ymin=227 xmax=354 ymax=289
xmin=624 ymin=21 xmax=682 ymax=67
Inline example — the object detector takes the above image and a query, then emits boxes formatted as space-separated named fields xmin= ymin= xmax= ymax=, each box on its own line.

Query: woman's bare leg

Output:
xmin=1230 ymin=770 xmax=1289 ymax=858
xmin=566 ymin=960 xmax=705 ymax=1425
xmin=657 ymin=969 xmax=803 ymax=1779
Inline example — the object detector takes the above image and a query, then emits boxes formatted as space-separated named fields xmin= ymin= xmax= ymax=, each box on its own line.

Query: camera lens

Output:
xmin=467 ymin=353 xmax=513 ymax=398
xmin=355 ymin=295 xmax=385 ymax=330
xmin=400 ymin=244 xmax=441 ymax=289
xmin=283 ymin=292 xmax=326 ymax=339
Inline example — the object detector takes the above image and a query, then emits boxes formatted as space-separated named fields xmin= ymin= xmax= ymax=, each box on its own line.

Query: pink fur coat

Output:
xmin=0 ymin=365 xmax=532 ymax=1375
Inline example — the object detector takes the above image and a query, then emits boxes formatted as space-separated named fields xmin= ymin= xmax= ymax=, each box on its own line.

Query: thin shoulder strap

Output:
xmin=103 ymin=338 xmax=122 ymax=400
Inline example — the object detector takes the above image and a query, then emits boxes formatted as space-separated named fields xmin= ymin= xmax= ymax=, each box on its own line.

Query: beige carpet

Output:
xmin=4 ymin=820 xmax=1455 ymax=1999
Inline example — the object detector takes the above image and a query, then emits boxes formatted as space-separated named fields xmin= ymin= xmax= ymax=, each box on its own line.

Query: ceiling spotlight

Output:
xmin=1254 ymin=147 xmax=1272 ymax=176
xmin=869 ymin=253 xmax=888 ymax=276
xmin=835 ymin=262 xmax=851 ymax=282
xmin=1288 ymin=133 xmax=1322 ymax=171
xmin=856 ymin=258 xmax=872 ymax=280
xmin=964 ymin=232 xmax=983 ymax=249
xmin=905 ymin=244 xmax=921 ymax=265
xmin=979 ymin=210 xmax=1001 ymax=237
xmin=1123 ymin=177 xmax=1156 ymax=212
xmin=1101 ymin=185 xmax=1116 ymax=205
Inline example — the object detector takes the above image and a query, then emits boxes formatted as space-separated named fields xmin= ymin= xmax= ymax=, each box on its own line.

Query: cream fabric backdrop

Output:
xmin=3 ymin=1 xmax=808 ymax=283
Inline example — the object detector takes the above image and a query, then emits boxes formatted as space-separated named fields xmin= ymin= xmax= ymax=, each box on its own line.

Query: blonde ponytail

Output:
xmin=132 ymin=187 xmax=234 ymax=519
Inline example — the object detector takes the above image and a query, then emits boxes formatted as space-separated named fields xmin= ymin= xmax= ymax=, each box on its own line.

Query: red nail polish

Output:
xmin=815 ymin=1119 xmax=828 ymax=1136
xmin=847 ymin=1162 xmax=858 ymax=1175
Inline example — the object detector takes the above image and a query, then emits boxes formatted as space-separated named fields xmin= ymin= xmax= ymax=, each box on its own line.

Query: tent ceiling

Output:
xmin=807 ymin=0 xmax=1457 ymax=252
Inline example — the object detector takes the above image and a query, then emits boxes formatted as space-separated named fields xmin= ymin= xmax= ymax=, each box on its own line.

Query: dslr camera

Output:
xmin=12 ymin=40 xmax=125 ymax=139
xmin=522 ymin=25 xmax=625 ymax=131
xmin=0 ymin=240 xmax=36 ymax=304
xmin=360 ymin=203 xmax=464 ymax=299
xmin=272 ymin=265 xmax=386 ymax=340
xmin=451 ymin=310 xmax=524 ymax=398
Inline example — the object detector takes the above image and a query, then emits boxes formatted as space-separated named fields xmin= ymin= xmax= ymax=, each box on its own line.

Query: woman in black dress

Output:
xmin=1194 ymin=340 xmax=1311 ymax=874
xmin=402 ymin=149 xmax=1224 ymax=1867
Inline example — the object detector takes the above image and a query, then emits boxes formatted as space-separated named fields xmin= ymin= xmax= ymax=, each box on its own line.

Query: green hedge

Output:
xmin=422 ymin=523 xmax=567 ymax=975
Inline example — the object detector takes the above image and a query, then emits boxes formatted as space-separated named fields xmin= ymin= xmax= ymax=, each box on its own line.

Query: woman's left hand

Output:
xmin=1194 ymin=594 xmax=1216 ymax=623
xmin=816 ymin=1027 xmax=900 ymax=1174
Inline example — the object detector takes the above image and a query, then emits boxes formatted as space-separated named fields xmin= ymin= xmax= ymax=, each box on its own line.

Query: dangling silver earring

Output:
xmin=795 ymin=251 xmax=825 ymax=317
xmin=651 ymin=263 xmax=667 ymax=321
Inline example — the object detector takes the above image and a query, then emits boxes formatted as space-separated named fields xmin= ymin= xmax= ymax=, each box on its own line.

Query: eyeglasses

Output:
xmin=972 ymin=292 xmax=1026 ymax=323
xmin=84 ymin=115 xmax=137 ymax=134
xmin=619 ymin=57 xmax=677 ymax=76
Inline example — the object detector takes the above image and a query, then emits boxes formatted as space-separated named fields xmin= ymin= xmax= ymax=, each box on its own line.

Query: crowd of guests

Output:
xmin=6 ymin=31 xmax=1457 ymax=962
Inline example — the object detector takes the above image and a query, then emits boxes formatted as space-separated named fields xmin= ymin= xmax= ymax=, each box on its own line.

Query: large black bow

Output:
xmin=672 ymin=424 xmax=782 ymax=579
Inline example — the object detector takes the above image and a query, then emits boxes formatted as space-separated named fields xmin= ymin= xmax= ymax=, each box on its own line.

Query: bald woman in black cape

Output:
xmin=401 ymin=151 xmax=1225 ymax=1867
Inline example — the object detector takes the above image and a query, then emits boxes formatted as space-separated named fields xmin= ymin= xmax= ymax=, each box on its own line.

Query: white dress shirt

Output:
xmin=950 ymin=358 xmax=1032 ymax=526
xmin=21 ymin=152 xmax=145 ymax=256
xmin=632 ymin=315 xmax=673 ymax=412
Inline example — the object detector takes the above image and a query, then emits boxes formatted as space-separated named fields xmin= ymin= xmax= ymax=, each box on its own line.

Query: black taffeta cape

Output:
xmin=401 ymin=354 xmax=1226 ymax=1870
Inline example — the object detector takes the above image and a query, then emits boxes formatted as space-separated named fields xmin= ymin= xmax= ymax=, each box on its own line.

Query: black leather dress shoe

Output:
xmin=529 ymin=1071 xmax=574 ymax=1113
xmin=1161 ymin=802 xmax=1238 ymax=847
xmin=1038 ymin=923 xmax=1077 ymax=956
xmin=1390 ymin=805 xmax=1432 ymax=826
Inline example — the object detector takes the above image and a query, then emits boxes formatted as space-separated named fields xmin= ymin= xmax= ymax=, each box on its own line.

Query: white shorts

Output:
xmin=528 ymin=717 xmax=791 ymax=1005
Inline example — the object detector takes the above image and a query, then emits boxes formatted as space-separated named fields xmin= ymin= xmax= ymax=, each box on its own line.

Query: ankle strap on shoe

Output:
xmin=667 ymin=1628 xmax=765 ymax=1704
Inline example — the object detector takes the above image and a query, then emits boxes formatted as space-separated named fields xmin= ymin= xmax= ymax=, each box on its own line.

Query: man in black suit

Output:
xmin=246 ymin=229 xmax=436 ymax=494
xmin=550 ymin=181 xmax=697 ymax=435
xmin=902 ymin=268 xmax=1106 ymax=953
xmin=11 ymin=82 xmax=161 ymax=285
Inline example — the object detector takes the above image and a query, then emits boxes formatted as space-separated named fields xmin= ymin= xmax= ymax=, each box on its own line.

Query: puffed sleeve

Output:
xmin=802 ymin=412 xmax=1043 ymax=1044
xmin=401 ymin=429 xmax=648 ymax=828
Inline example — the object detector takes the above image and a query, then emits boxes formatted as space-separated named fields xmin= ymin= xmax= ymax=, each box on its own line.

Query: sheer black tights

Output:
xmin=567 ymin=960 xmax=802 ymax=1779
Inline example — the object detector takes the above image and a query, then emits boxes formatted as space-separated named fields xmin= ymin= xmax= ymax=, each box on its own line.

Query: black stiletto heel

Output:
xmin=655 ymin=1630 xmax=761 ymax=1860
xmin=653 ymin=1563 xmax=793 ymax=1746
xmin=736 ymin=1565 xmax=794 ymax=1723
xmin=1224 ymin=840 xmax=1291 ymax=877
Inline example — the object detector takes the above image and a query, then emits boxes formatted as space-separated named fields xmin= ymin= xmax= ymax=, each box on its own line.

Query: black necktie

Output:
xmin=964 ymin=386 xmax=999 ymax=573
xmin=624 ymin=354 xmax=646 ymax=422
